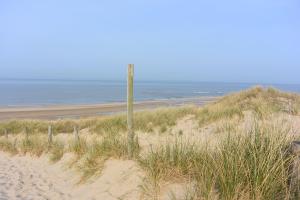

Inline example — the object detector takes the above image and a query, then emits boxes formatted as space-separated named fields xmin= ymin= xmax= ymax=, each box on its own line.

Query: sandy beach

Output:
xmin=0 ymin=96 xmax=217 ymax=121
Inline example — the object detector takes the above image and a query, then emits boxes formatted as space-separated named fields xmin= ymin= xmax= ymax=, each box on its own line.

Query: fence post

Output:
xmin=289 ymin=141 xmax=300 ymax=198
xmin=48 ymin=125 xmax=53 ymax=144
xmin=127 ymin=64 xmax=135 ymax=158
xmin=74 ymin=126 xmax=79 ymax=143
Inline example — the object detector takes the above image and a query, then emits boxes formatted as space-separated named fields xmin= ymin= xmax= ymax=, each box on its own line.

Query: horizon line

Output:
xmin=0 ymin=78 xmax=299 ymax=86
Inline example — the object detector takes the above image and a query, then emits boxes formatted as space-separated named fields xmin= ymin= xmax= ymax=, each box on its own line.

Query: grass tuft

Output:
xmin=69 ymin=138 xmax=88 ymax=156
xmin=0 ymin=138 xmax=18 ymax=155
xmin=19 ymin=135 xmax=47 ymax=156
xmin=79 ymin=134 xmax=140 ymax=180
xmin=49 ymin=140 xmax=65 ymax=162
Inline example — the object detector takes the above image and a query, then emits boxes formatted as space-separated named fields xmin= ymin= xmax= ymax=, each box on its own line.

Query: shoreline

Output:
xmin=0 ymin=96 xmax=219 ymax=121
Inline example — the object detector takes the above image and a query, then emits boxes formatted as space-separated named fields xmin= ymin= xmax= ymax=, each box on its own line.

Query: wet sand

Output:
xmin=0 ymin=96 xmax=218 ymax=121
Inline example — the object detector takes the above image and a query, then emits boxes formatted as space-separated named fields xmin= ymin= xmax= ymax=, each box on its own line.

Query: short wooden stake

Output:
xmin=74 ymin=126 xmax=79 ymax=142
xmin=127 ymin=64 xmax=135 ymax=158
xmin=48 ymin=125 xmax=53 ymax=144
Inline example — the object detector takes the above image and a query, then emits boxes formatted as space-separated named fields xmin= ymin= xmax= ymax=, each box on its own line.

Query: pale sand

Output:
xmin=0 ymin=96 xmax=218 ymax=121
xmin=0 ymin=153 xmax=144 ymax=200
xmin=0 ymin=151 xmax=192 ymax=200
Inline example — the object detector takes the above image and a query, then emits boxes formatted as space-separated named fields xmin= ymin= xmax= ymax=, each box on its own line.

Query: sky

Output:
xmin=0 ymin=0 xmax=299 ymax=84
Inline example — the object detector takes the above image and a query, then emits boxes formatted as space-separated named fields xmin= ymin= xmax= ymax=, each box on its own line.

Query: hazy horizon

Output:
xmin=1 ymin=77 xmax=300 ymax=86
xmin=1 ymin=0 xmax=300 ymax=84
xmin=1 ymin=80 xmax=300 ymax=107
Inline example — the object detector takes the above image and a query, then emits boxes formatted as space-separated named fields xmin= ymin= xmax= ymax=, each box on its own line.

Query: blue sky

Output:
xmin=0 ymin=0 xmax=299 ymax=84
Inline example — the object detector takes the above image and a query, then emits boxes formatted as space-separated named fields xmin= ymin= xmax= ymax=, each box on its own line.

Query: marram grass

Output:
xmin=0 ymin=138 xmax=17 ymax=155
xmin=49 ymin=140 xmax=65 ymax=162
xmin=139 ymin=121 xmax=295 ymax=200
xmin=0 ymin=133 xmax=140 ymax=183
xmin=19 ymin=135 xmax=47 ymax=157
xmin=78 ymin=134 xmax=140 ymax=181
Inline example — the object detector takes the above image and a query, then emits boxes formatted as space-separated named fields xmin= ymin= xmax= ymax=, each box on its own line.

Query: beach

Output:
xmin=0 ymin=96 xmax=217 ymax=121
xmin=1 ymin=0 xmax=299 ymax=198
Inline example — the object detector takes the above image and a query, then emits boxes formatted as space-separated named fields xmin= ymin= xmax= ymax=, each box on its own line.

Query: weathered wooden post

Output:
xmin=73 ymin=126 xmax=79 ymax=143
xmin=48 ymin=125 xmax=53 ymax=144
xmin=127 ymin=64 xmax=135 ymax=158
xmin=289 ymin=141 xmax=300 ymax=198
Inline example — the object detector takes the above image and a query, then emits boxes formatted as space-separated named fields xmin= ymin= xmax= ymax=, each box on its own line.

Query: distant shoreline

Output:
xmin=0 ymin=96 xmax=219 ymax=121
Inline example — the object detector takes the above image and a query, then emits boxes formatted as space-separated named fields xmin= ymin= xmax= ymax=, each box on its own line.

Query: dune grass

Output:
xmin=19 ymin=135 xmax=48 ymax=156
xmin=49 ymin=140 xmax=65 ymax=162
xmin=195 ymin=87 xmax=300 ymax=127
xmin=91 ymin=106 xmax=197 ymax=136
xmin=0 ymin=138 xmax=17 ymax=155
xmin=0 ymin=133 xmax=140 ymax=182
xmin=69 ymin=138 xmax=88 ymax=156
xmin=78 ymin=134 xmax=140 ymax=180
xmin=0 ymin=106 xmax=196 ymax=137
xmin=139 ymin=121 xmax=295 ymax=200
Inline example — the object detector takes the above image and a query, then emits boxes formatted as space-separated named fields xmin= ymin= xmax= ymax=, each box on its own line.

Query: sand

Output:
xmin=0 ymin=151 xmax=189 ymax=200
xmin=0 ymin=96 xmax=217 ymax=121
xmin=0 ymin=153 xmax=143 ymax=200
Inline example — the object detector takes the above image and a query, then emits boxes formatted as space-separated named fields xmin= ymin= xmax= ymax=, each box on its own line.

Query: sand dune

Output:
xmin=0 ymin=153 xmax=143 ymax=200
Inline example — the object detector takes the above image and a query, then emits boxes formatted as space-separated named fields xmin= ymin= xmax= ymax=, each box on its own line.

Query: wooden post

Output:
xmin=74 ymin=126 xmax=79 ymax=143
xmin=48 ymin=125 xmax=53 ymax=144
xmin=127 ymin=64 xmax=135 ymax=158
xmin=289 ymin=141 xmax=300 ymax=198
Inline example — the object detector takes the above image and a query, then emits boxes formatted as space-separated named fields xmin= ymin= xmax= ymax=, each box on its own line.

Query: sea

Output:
xmin=1 ymin=79 xmax=300 ymax=107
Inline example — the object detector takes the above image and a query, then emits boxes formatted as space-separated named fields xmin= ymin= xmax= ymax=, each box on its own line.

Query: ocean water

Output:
xmin=1 ymin=80 xmax=300 ymax=107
